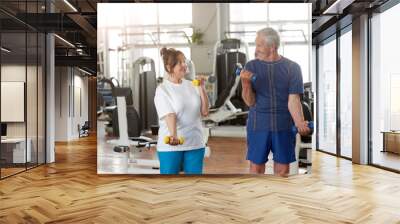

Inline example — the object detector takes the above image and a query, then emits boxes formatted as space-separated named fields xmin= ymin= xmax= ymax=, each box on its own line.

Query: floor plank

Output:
xmin=0 ymin=134 xmax=400 ymax=223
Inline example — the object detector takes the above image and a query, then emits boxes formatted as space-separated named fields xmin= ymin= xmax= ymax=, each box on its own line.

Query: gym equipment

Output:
xmin=163 ymin=136 xmax=185 ymax=145
xmin=185 ymin=59 xmax=196 ymax=81
xmin=107 ymin=91 xmax=159 ymax=169
xmin=289 ymin=97 xmax=314 ymax=175
xmin=207 ymin=75 xmax=217 ymax=83
xmin=106 ymin=57 xmax=158 ymax=137
xmin=204 ymin=62 xmax=249 ymax=124
xmin=129 ymin=57 xmax=158 ymax=131
xmin=97 ymin=79 xmax=158 ymax=169
xmin=78 ymin=121 xmax=90 ymax=138
xmin=303 ymin=82 xmax=314 ymax=120
xmin=211 ymin=38 xmax=250 ymax=124
xmin=214 ymin=39 xmax=248 ymax=96
xmin=111 ymin=88 xmax=141 ymax=138
xmin=97 ymin=77 xmax=120 ymax=135
xmin=97 ymin=77 xmax=118 ymax=111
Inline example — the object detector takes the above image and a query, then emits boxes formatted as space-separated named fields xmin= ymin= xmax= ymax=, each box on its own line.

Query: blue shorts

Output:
xmin=246 ymin=130 xmax=296 ymax=165
xmin=157 ymin=148 xmax=205 ymax=174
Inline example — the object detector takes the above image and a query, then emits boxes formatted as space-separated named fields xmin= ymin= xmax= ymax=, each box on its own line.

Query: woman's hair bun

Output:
xmin=160 ymin=47 xmax=168 ymax=56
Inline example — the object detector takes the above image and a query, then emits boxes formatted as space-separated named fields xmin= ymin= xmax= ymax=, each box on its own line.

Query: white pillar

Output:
xmin=45 ymin=0 xmax=55 ymax=163
xmin=352 ymin=14 xmax=369 ymax=164
xmin=216 ymin=3 xmax=229 ymax=41
xmin=46 ymin=32 xmax=55 ymax=163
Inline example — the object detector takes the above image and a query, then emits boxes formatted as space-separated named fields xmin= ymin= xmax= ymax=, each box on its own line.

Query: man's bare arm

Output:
xmin=288 ymin=94 xmax=304 ymax=124
xmin=242 ymin=83 xmax=255 ymax=107
xmin=240 ymin=70 xmax=255 ymax=107
xmin=288 ymin=94 xmax=309 ymax=135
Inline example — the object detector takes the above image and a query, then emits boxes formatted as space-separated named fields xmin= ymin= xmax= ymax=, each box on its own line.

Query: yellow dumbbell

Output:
xmin=192 ymin=79 xmax=200 ymax=86
xmin=163 ymin=136 xmax=185 ymax=145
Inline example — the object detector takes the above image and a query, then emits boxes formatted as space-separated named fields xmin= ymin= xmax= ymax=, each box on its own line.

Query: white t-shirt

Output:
xmin=154 ymin=79 xmax=204 ymax=152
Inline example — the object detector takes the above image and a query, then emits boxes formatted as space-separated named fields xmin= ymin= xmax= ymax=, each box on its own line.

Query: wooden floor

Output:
xmin=1 ymin=135 xmax=400 ymax=223
xmin=98 ymin=133 xmax=253 ymax=174
xmin=1 ymin=167 xmax=26 ymax=178
xmin=372 ymin=150 xmax=400 ymax=171
xmin=1 ymin=164 xmax=46 ymax=178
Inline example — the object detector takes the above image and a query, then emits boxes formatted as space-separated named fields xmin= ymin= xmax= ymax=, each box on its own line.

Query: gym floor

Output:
xmin=97 ymin=121 xmax=278 ymax=174
xmin=97 ymin=120 xmax=400 ymax=175
xmin=1 ymin=134 xmax=400 ymax=223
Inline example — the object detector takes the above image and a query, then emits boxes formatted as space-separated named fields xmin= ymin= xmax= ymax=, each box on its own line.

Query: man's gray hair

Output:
xmin=257 ymin=27 xmax=280 ymax=49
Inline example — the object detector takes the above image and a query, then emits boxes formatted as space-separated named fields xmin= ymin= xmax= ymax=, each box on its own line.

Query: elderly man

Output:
xmin=240 ymin=27 xmax=310 ymax=176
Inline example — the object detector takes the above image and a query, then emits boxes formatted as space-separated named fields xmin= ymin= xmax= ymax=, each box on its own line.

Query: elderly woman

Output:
xmin=154 ymin=47 xmax=209 ymax=174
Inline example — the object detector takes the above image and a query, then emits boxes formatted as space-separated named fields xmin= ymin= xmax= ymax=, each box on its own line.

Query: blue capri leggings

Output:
xmin=157 ymin=148 xmax=205 ymax=174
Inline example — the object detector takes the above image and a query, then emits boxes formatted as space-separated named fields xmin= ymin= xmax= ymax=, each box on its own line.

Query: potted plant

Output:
xmin=191 ymin=29 xmax=204 ymax=45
